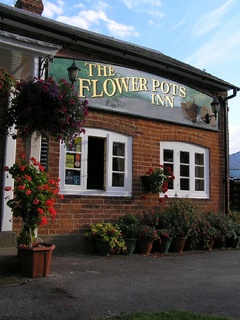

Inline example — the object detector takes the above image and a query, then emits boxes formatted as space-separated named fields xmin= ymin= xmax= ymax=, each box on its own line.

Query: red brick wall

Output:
xmin=13 ymin=109 xmax=226 ymax=237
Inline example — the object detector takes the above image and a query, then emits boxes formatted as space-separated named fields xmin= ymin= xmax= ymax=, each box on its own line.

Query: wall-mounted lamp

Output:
xmin=202 ymin=97 xmax=220 ymax=124
xmin=67 ymin=60 xmax=80 ymax=85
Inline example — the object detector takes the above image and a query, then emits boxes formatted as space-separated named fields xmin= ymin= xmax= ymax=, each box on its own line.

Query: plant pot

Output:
xmin=184 ymin=237 xmax=199 ymax=251
xmin=214 ymin=236 xmax=226 ymax=249
xmin=95 ymin=238 xmax=111 ymax=256
xmin=18 ymin=243 xmax=55 ymax=278
xmin=226 ymin=236 xmax=240 ymax=249
xmin=125 ymin=238 xmax=137 ymax=255
xmin=201 ymin=239 xmax=215 ymax=251
xmin=138 ymin=237 xmax=153 ymax=255
xmin=170 ymin=237 xmax=187 ymax=254
xmin=153 ymin=239 xmax=171 ymax=254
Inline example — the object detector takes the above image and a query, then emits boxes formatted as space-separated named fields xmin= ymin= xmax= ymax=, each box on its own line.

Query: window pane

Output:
xmin=180 ymin=151 xmax=189 ymax=164
xmin=195 ymin=179 xmax=204 ymax=191
xmin=113 ymin=158 xmax=125 ymax=171
xmin=195 ymin=153 xmax=204 ymax=165
xmin=66 ymin=153 xmax=75 ymax=168
xmin=65 ymin=170 xmax=80 ymax=185
xmin=180 ymin=178 xmax=189 ymax=190
xmin=180 ymin=164 xmax=189 ymax=177
xmin=113 ymin=142 xmax=125 ymax=156
xmin=195 ymin=166 xmax=204 ymax=178
xmin=112 ymin=173 xmax=124 ymax=187
xmin=164 ymin=149 xmax=173 ymax=162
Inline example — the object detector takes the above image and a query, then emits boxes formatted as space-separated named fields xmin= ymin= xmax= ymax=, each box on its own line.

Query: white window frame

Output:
xmin=160 ymin=142 xmax=209 ymax=199
xmin=59 ymin=128 xmax=132 ymax=196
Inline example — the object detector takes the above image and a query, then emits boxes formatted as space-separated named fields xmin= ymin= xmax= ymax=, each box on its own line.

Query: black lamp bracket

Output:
xmin=39 ymin=55 xmax=53 ymax=79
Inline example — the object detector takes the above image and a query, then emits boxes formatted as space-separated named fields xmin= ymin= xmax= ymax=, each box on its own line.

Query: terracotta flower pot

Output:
xmin=18 ymin=243 xmax=55 ymax=278
xmin=138 ymin=237 xmax=153 ymax=255
xmin=170 ymin=237 xmax=187 ymax=254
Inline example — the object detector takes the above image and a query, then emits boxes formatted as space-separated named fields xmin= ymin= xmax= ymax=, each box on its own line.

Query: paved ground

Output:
xmin=0 ymin=249 xmax=240 ymax=320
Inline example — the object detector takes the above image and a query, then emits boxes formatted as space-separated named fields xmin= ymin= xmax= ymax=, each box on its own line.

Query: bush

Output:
xmin=117 ymin=213 xmax=140 ymax=239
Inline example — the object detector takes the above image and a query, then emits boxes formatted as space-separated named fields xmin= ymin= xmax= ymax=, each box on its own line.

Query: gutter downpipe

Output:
xmin=220 ymin=88 xmax=238 ymax=214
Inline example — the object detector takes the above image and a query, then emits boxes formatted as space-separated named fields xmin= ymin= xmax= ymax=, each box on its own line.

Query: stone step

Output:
xmin=0 ymin=247 xmax=19 ymax=275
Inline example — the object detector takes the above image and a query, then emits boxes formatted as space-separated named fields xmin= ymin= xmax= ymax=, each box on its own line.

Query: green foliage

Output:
xmin=207 ymin=211 xmax=236 ymax=240
xmin=117 ymin=213 xmax=140 ymax=239
xmin=164 ymin=197 xmax=197 ymax=238
xmin=228 ymin=211 xmax=240 ymax=237
xmin=0 ymin=67 xmax=16 ymax=96
xmin=103 ymin=310 xmax=230 ymax=320
xmin=85 ymin=223 xmax=126 ymax=253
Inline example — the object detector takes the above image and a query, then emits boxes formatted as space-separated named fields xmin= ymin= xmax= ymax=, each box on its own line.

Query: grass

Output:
xmin=103 ymin=310 xmax=230 ymax=320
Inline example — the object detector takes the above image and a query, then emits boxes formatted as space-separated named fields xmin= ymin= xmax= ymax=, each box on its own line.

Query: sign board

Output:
xmin=50 ymin=58 xmax=218 ymax=130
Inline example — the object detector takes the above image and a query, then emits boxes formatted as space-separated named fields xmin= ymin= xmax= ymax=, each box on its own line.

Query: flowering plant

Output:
xmin=0 ymin=67 xmax=16 ymax=96
xmin=6 ymin=77 xmax=88 ymax=143
xmin=141 ymin=165 xmax=174 ymax=203
xmin=5 ymin=154 xmax=64 ymax=246
xmin=197 ymin=213 xmax=218 ymax=249
xmin=138 ymin=225 xmax=159 ymax=242
xmin=85 ymin=223 xmax=126 ymax=253
xmin=164 ymin=197 xmax=195 ymax=238
xmin=146 ymin=165 xmax=174 ymax=193
xmin=157 ymin=229 xmax=173 ymax=242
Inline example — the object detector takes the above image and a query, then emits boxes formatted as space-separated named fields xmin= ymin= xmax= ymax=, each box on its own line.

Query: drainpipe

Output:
xmin=219 ymin=88 xmax=238 ymax=214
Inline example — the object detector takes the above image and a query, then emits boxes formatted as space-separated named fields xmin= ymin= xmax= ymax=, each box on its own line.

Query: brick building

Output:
xmin=0 ymin=1 xmax=239 ymax=251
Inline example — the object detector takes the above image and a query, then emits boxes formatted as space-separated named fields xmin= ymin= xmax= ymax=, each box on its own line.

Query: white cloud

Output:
xmin=184 ymin=27 xmax=240 ymax=70
xmin=171 ymin=19 xmax=185 ymax=31
xmin=122 ymin=0 xmax=162 ymax=10
xmin=148 ymin=10 xmax=164 ymax=19
xmin=57 ymin=9 xmax=108 ymax=29
xmin=43 ymin=0 xmax=64 ymax=18
xmin=107 ymin=20 xmax=140 ymax=38
xmin=56 ymin=8 xmax=139 ymax=39
xmin=191 ymin=0 xmax=234 ymax=37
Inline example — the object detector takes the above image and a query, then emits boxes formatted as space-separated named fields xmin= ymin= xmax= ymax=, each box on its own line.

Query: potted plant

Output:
xmin=141 ymin=165 xmax=174 ymax=202
xmin=154 ymin=228 xmax=173 ymax=254
xmin=136 ymin=209 xmax=160 ymax=255
xmin=184 ymin=207 xmax=202 ymax=251
xmin=117 ymin=213 xmax=140 ymax=255
xmin=85 ymin=223 xmax=126 ymax=256
xmin=165 ymin=197 xmax=194 ymax=253
xmin=6 ymin=77 xmax=88 ymax=144
xmin=138 ymin=224 xmax=159 ymax=255
xmin=151 ymin=208 xmax=174 ymax=254
xmin=5 ymin=154 xmax=64 ymax=277
xmin=227 ymin=211 xmax=240 ymax=248
xmin=198 ymin=213 xmax=218 ymax=251
xmin=208 ymin=211 xmax=236 ymax=249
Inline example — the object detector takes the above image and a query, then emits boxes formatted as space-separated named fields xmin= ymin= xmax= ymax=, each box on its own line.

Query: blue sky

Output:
xmin=2 ymin=0 xmax=240 ymax=154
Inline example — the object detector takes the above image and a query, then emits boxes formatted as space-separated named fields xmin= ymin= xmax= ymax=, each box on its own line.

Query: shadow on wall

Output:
xmin=40 ymin=233 xmax=94 ymax=254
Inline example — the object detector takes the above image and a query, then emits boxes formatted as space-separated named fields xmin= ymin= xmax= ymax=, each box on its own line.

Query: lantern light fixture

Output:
xmin=202 ymin=97 xmax=220 ymax=124
xmin=67 ymin=59 xmax=80 ymax=85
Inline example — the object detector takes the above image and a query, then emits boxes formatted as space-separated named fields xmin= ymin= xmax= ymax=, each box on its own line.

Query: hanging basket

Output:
xmin=6 ymin=77 xmax=88 ymax=143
